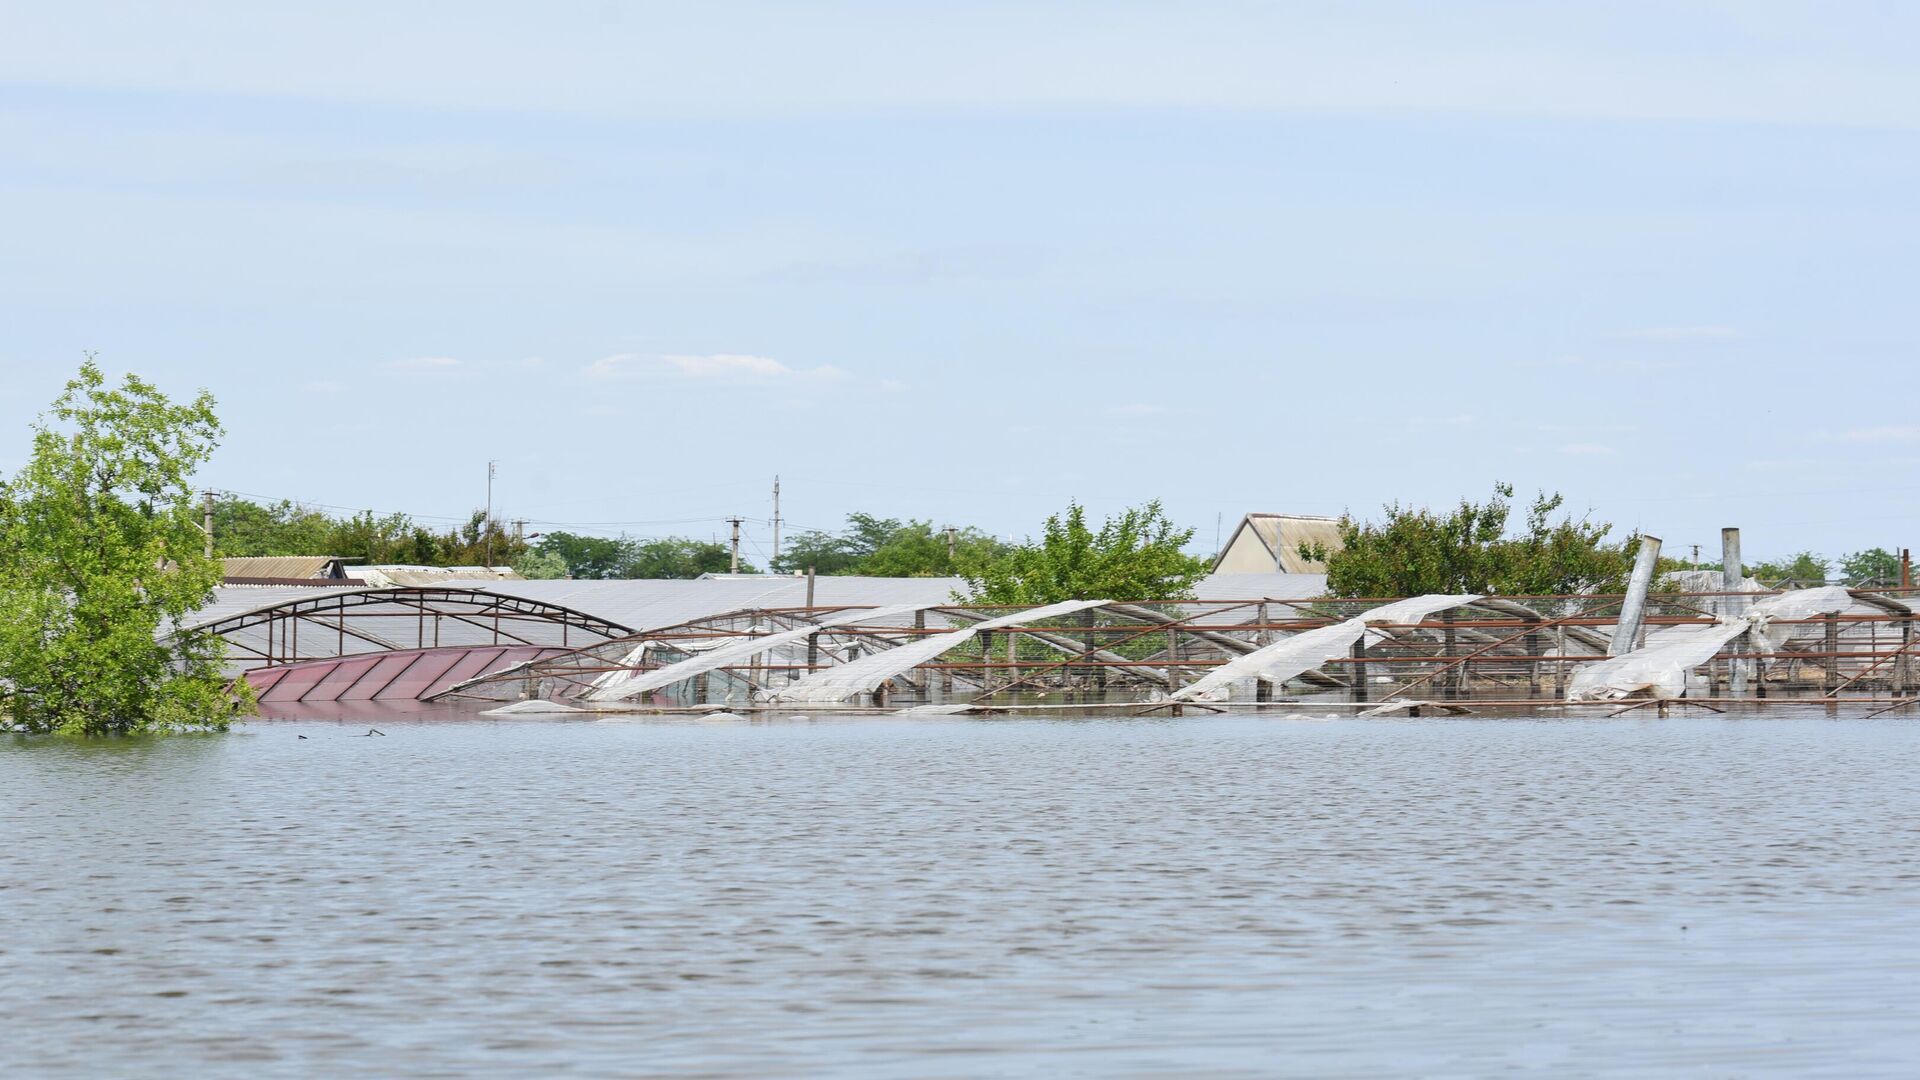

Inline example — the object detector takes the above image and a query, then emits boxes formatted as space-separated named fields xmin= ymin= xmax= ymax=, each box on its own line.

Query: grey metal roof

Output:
xmin=221 ymin=556 xmax=344 ymax=579
xmin=1192 ymin=572 xmax=1328 ymax=601
xmin=191 ymin=572 xmax=1324 ymax=641
xmin=345 ymin=565 xmax=524 ymax=587
xmin=463 ymin=575 xmax=966 ymax=632
xmin=1214 ymin=514 xmax=1345 ymax=573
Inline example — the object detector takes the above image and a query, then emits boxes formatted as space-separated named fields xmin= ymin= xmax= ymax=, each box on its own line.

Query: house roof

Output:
xmin=1214 ymin=514 xmax=1345 ymax=574
xmin=345 ymin=565 xmax=525 ymax=588
xmin=220 ymin=556 xmax=344 ymax=580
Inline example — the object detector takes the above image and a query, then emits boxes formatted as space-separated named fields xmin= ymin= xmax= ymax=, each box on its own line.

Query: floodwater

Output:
xmin=6 ymin=712 xmax=1920 ymax=1077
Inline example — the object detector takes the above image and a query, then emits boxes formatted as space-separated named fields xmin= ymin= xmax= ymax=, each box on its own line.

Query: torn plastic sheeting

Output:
xmin=1567 ymin=624 xmax=1748 ymax=701
xmin=1172 ymin=594 xmax=1482 ymax=702
xmin=766 ymin=598 xmax=1110 ymax=704
xmin=585 ymin=603 xmax=930 ymax=702
xmin=1568 ymin=586 xmax=1854 ymax=701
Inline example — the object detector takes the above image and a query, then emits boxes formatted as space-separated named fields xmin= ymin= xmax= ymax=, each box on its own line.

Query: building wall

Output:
xmin=1215 ymin=527 xmax=1281 ymax=573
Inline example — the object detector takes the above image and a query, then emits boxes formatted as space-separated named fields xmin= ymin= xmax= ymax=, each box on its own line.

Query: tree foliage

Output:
xmin=1309 ymin=484 xmax=1636 ymax=597
xmin=774 ymin=513 xmax=1003 ymax=577
xmin=512 ymin=549 xmax=569 ymax=579
xmin=213 ymin=497 xmax=527 ymax=567
xmin=526 ymin=531 xmax=744 ymax=579
xmin=959 ymin=500 xmax=1208 ymax=603
xmin=1838 ymin=547 xmax=1902 ymax=587
xmin=1746 ymin=550 xmax=1831 ymax=586
xmin=0 ymin=360 xmax=247 ymax=735
xmin=624 ymin=537 xmax=741 ymax=578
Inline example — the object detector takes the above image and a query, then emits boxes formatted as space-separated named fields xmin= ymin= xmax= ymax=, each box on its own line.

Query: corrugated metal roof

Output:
xmin=186 ymin=572 xmax=1332 ymax=674
xmin=1214 ymin=514 xmax=1345 ymax=574
xmin=463 ymin=575 xmax=964 ymax=632
xmin=193 ymin=572 xmax=1325 ymax=637
xmin=345 ymin=565 xmax=524 ymax=588
xmin=221 ymin=556 xmax=343 ymax=579
xmin=1192 ymin=572 xmax=1328 ymax=601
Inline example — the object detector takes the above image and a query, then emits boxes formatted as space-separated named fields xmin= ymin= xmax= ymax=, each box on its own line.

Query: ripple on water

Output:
xmin=5 ymin=713 xmax=1920 ymax=1076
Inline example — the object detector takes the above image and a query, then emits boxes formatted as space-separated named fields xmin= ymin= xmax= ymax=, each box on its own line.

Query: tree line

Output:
xmin=1306 ymin=483 xmax=1907 ymax=596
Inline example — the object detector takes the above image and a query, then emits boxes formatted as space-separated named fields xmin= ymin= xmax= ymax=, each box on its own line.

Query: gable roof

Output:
xmin=1213 ymin=514 xmax=1345 ymax=574
xmin=221 ymin=556 xmax=347 ymax=580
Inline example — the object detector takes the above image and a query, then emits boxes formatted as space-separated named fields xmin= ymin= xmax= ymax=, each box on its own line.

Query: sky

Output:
xmin=4 ymin=1 xmax=1919 ymax=567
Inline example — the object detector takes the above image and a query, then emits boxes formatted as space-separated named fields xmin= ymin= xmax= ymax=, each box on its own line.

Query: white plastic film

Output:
xmin=1172 ymin=594 xmax=1482 ymax=702
xmin=1569 ymin=586 xmax=1854 ymax=701
xmin=585 ymin=603 xmax=928 ymax=702
xmin=767 ymin=598 xmax=1109 ymax=704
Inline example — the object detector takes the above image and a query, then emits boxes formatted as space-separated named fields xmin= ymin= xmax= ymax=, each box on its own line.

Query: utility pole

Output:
xmin=484 ymin=460 xmax=497 ymax=568
xmin=511 ymin=518 xmax=527 ymax=544
xmin=202 ymin=490 xmax=215 ymax=560
xmin=728 ymin=517 xmax=744 ymax=574
xmin=945 ymin=525 xmax=957 ymax=561
xmin=771 ymin=475 xmax=782 ymax=570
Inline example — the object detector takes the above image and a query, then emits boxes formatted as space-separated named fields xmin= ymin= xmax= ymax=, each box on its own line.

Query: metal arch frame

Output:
xmin=186 ymin=587 xmax=635 ymax=666
xmin=426 ymin=603 xmax=929 ymax=702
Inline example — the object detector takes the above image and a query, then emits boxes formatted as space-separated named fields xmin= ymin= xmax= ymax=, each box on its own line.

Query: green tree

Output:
xmin=857 ymin=521 xmax=1003 ymax=577
xmin=960 ymin=500 xmax=1208 ymax=603
xmin=1747 ymin=550 xmax=1830 ymax=586
xmin=1309 ymin=483 xmax=1636 ymax=597
xmin=774 ymin=513 xmax=1005 ymax=576
xmin=431 ymin=510 xmax=528 ymax=568
xmin=512 ymin=549 xmax=570 ymax=579
xmin=1838 ymin=547 xmax=1901 ymax=587
xmin=623 ymin=537 xmax=742 ymax=578
xmin=0 ymin=360 xmax=246 ymax=735
xmin=532 ymin=531 xmax=635 ymax=579
xmin=212 ymin=497 xmax=334 ymax=557
xmin=325 ymin=509 xmax=422 ymax=564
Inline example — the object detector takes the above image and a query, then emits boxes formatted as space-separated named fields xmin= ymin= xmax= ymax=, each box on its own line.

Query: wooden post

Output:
xmin=1554 ymin=626 xmax=1567 ymax=700
xmin=1165 ymin=627 xmax=1181 ymax=691
xmin=978 ymin=630 xmax=992 ymax=692
xmin=1526 ymin=616 xmax=1542 ymax=698
xmin=1898 ymin=616 xmax=1913 ymax=696
xmin=1441 ymin=609 xmax=1458 ymax=700
xmin=1351 ymin=636 xmax=1369 ymax=703
xmin=1824 ymin=613 xmax=1841 ymax=693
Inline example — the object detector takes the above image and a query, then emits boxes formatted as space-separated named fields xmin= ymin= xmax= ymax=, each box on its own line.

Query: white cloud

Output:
xmin=1106 ymin=403 xmax=1167 ymax=418
xmin=879 ymin=378 xmax=909 ymax=393
xmin=389 ymin=356 xmax=461 ymax=372
xmin=1411 ymin=413 xmax=1476 ymax=428
xmin=1617 ymin=326 xmax=1741 ymax=341
xmin=586 ymin=353 xmax=846 ymax=382
xmin=1557 ymin=443 xmax=1617 ymax=456
xmin=662 ymin=353 xmax=793 ymax=378
xmin=1538 ymin=422 xmax=1634 ymax=434
xmin=1835 ymin=425 xmax=1920 ymax=444
xmin=7 ymin=6 xmax=1919 ymax=131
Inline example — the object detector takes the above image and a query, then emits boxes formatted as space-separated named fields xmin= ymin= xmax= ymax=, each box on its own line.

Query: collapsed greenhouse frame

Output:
xmin=424 ymin=586 xmax=1920 ymax=716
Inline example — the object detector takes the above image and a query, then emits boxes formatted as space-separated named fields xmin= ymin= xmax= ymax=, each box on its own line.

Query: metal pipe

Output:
xmin=1609 ymin=534 xmax=1662 ymax=656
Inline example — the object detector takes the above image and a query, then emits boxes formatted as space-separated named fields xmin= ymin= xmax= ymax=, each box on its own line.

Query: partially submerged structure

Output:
xmin=182 ymin=538 xmax=1920 ymax=716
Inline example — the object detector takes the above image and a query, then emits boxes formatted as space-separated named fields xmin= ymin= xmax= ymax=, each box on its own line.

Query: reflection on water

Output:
xmin=5 ymin=712 xmax=1920 ymax=1076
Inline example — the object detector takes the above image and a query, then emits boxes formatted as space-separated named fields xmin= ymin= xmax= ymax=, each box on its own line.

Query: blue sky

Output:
xmin=3 ymin=1 xmax=1918 ymax=566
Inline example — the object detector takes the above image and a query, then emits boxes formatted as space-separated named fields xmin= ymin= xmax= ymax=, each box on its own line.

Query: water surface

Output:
xmin=5 ymin=712 xmax=1919 ymax=1076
